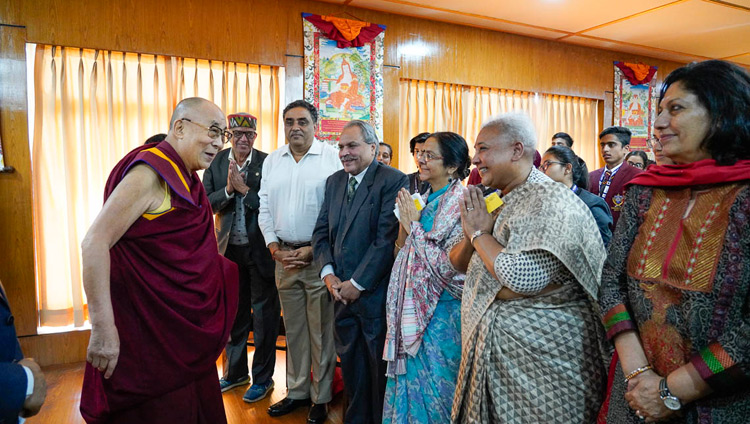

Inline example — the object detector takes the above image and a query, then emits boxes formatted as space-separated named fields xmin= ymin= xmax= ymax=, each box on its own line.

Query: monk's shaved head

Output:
xmin=169 ymin=97 xmax=224 ymax=130
xmin=165 ymin=97 xmax=226 ymax=173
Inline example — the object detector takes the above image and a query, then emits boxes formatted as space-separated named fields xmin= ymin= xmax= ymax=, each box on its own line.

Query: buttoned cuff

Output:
xmin=21 ymin=365 xmax=34 ymax=398
xmin=320 ymin=264 xmax=334 ymax=280
xmin=350 ymin=278 xmax=364 ymax=291
xmin=264 ymin=234 xmax=279 ymax=247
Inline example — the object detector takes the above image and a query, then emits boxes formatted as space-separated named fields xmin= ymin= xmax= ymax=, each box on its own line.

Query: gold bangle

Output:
xmin=395 ymin=241 xmax=404 ymax=250
xmin=624 ymin=365 xmax=653 ymax=382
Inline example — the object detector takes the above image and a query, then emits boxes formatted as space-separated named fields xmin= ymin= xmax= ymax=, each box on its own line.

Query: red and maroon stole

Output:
xmin=80 ymin=141 xmax=239 ymax=423
xmin=628 ymin=158 xmax=750 ymax=188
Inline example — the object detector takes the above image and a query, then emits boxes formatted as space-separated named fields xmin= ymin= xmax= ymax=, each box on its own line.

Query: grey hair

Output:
xmin=343 ymin=120 xmax=379 ymax=145
xmin=481 ymin=112 xmax=538 ymax=154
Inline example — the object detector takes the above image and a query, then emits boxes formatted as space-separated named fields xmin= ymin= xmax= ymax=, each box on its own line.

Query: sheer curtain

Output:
xmin=30 ymin=44 xmax=284 ymax=328
xmin=398 ymin=80 xmax=463 ymax=174
xmin=398 ymin=78 xmax=601 ymax=173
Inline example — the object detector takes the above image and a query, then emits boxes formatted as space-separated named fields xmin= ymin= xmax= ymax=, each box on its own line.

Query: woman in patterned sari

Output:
xmin=382 ymin=132 xmax=471 ymax=423
xmin=599 ymin=60 xmax=750 ymax=423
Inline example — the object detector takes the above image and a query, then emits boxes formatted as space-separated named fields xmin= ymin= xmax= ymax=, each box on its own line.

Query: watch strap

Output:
xmin=659 ymin=378 xmax=682 ymax=410
xmin=470 ymin=230 xmax=488 ymax=245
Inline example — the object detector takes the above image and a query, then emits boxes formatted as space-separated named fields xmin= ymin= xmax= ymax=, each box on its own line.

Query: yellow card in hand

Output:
xmin=412 ymin=192 xmax=425 ymax=211
xmin=485 ymin=191 xmax=503 ymax=213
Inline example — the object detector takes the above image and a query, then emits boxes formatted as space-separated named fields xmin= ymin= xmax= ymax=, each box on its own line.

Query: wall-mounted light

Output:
xmin=398 ymin=39 xmax=435 ymax=59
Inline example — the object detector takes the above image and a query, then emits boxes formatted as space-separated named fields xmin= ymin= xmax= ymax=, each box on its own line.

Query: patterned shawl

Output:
xmin=461 ymin=168 xmax=606 ymax=348
xmin=384 ymin=180 xmax=466 ymax=376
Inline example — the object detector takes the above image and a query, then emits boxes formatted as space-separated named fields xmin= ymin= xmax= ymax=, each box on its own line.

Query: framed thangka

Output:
xmin=613 ymin=61 xmax=658 ymax=153
xmin=303 ymin=13 xmax=385 ymax=145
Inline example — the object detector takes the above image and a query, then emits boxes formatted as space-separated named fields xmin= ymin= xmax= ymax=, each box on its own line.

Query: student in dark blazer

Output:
xmin=312 ymin=120 xmax=408 ymax=424
xmin=202 ymin=113 xmax=280 ymax=403
xmin=589 ymin=126 xmax=643 ymax=227
xmin=1 ymin=280 xmax=46 ymax=423
xmin=541 ymin=146 xmax=613 ymax=246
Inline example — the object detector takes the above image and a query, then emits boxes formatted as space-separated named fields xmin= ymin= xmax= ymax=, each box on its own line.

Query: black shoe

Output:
xmin=307 ymin=402 xmax=328 ymax=424
xmin=267 ymin=397 xmax=311 ymax=417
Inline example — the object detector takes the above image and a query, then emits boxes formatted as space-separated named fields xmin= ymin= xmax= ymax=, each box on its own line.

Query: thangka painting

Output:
xmin=303 ymin=13 xmax=385 ymax=144
xmin=613 ymin=61 xmax=658 ymax=151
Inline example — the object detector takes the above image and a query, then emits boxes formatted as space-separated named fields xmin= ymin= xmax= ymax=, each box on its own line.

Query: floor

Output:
xmin=25 ymin=348 xmax=345 ymax=424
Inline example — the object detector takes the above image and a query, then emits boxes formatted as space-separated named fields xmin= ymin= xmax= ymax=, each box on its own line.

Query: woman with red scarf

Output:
xmin=598 ymin=60 xmax=750 ymax=423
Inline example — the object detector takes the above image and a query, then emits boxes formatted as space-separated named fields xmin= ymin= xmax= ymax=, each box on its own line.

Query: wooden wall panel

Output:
xmin=18 ymin=330 xmax=90 ymax=367
xmin=2 ymin=0 xmax=687 ymax=364
xmin=18 ymin=0 xmax=287 ymax=66
xmin=0 ymin=25 xmax=37 ymax=337
xmin=9 ymin=0 xmax=683 ymax=99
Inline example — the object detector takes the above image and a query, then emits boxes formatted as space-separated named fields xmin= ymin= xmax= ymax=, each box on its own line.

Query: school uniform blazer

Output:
xmin=588 ymin=162 xmax=643 ymax=227
xmin=312 ymin=160 xmax=408 ymax=318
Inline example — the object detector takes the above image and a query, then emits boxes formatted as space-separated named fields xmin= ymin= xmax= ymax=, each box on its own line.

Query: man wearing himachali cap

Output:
xmin=203 ymin=113 xmax=281 ymax=403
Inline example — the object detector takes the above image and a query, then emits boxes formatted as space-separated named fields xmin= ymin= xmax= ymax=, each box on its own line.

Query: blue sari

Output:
xmin=383 ymin=184 xmax=462 ymax=423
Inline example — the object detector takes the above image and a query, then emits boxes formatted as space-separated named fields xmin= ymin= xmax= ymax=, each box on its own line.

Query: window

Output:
xmin=398 ymin=78 xmax=601 ymax=174
xmin=27 ymin=44 xmax=284 ymax=329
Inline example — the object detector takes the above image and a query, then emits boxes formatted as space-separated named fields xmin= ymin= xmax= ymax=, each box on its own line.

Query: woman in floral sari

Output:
xmin=382 ymin=132 xmax=471 ymax=423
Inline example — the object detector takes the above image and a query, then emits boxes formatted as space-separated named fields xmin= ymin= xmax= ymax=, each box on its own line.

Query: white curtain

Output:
xmin=398 ymin=78 xmax=601 ymax=174
xmin=30 ymin=44 xmax=284 ymax=328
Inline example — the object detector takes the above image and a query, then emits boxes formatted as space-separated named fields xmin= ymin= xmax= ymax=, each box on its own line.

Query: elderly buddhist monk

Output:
xmin=79 ymin=97 xmax=239 ymax=424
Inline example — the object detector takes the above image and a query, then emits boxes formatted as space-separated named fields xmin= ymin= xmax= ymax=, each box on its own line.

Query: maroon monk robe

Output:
xmin=80 ymin=141 xmax=239 ymax=424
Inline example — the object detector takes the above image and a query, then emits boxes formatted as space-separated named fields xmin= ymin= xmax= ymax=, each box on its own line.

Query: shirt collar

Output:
xmin=228 ymin=147 xmax=252 ymax=168
xmin=281 ymin=138 xmax=324 ymax=158
xmin=348 ymin=159 xmax=375 ymax=184
xmin=606 ymin=161 xmax=624 ymax=174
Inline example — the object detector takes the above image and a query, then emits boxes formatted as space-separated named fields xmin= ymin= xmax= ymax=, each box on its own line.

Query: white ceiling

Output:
xmin=320 ymin=0 xmax=750 ymax=66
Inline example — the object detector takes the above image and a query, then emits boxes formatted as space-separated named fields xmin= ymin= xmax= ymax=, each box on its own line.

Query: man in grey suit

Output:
xmin=312 ymin=120 xmax=408 ymax=424
xmin=203 ymin=112 xmax=280 ymax=403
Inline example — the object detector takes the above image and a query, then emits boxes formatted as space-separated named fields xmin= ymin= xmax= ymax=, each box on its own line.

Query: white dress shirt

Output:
xmin=18 ymin=365 xmax=34 ymax=423
xmin=258 ymin=140 xmax=342 ymax=245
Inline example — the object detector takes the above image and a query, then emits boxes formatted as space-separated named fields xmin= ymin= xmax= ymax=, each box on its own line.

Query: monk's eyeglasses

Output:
xmin=181 ymin=118 xmax=232 ymax=144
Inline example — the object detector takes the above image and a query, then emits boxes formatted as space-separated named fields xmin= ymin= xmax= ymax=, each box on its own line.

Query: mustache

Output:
xmin=341 ymin=155 xmax=358 ymax=161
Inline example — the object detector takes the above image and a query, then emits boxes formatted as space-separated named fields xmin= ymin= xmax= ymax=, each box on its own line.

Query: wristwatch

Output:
xmin=470 ymin=230 xmax=488 ymax=245
xmin=659 ymin=378 xmax=682 ymax=411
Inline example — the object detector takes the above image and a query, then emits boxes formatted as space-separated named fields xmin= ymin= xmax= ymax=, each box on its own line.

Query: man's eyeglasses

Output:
xmin=232 ymin=130 xmax=257 ymax=141
xmin=416 ymin=150 xmax=443 ymax=162
xmin=181 ymin=118 xmax=232 ymax=144
xmin=539 ymin=160 xmax=566 ymax=172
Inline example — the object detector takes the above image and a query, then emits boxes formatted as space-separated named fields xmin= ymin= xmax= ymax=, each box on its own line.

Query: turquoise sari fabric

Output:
xmin=383 ymin=183 xmax=462 ymax=423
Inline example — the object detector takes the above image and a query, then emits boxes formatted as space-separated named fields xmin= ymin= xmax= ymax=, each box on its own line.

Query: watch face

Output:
xmin=663 ymin=396 xmax=681 ymax=411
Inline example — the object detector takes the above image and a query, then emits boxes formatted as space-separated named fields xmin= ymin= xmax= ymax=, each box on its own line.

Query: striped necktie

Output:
xmin=599 ymin=169 xmax=613 ymax=198
xmin=346 ymin=177 xmax=358 ymax=204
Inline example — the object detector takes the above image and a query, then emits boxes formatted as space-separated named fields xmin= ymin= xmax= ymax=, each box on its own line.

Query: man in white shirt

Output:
xmin=258 ymin=100 xmax=342 ymax=424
